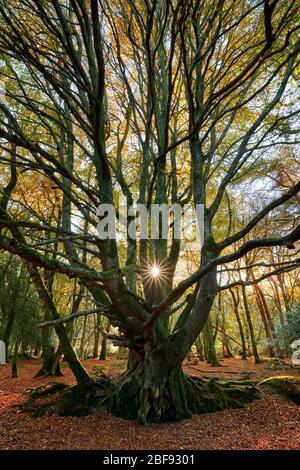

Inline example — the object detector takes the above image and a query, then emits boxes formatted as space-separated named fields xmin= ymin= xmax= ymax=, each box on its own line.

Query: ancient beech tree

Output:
xmin=0 ymin=0 xmax=299 ymax=422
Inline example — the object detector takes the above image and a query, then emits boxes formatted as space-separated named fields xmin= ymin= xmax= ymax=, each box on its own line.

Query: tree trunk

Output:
xmin=28 ymin=264 xmax=92 ymax=388
xmin=99 ymin=322 xmax=111 ymax=360
xmin=269 ymin=278 xmax=285 ymax=326
xmin=252 ymin=284 xmax=275 ymax=357
xmin=93 ymin=315 xmax=101 ymax=358
xmin=229 ymin=288 xmax=247 ymax=360
xmin=195 ymin=336 xmax=204 ymax=361
xmin=99 ymin=336 xmax=107 ymax=360
xmin=221 ymin=334 xmax=234 ymax=358
xmin=35 ymin=325 xmax=63 ymax=377
xmin=106 ymin=343 xmax=258 ymax=424
xmin=79 ymin=315 xmax=88 ymax=358
xmin=35 ymin=346 xmax=63 ymax=378
xmin=203 ymin=318 xmax=220 ymax=366
xmin=106 ymin=272 xmax=254 ymax=425
xmin=241 ymin=285 xmax=261 ymax=363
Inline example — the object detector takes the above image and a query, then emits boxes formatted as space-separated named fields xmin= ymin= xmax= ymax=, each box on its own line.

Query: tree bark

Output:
xmin=252 ymin=284 xmax=275 ymax=357
xmin=99 ymin=337 xmax=108 ymax=360
xmin=229 ymin=288 xmax=247 ymax=360
xmin=106 ymin=342 xmax=258 ymax=423
xmin=241 ymin=285 xmax=261 ymax=363
xmin=203 ymin=318 xmax=220 ymax=366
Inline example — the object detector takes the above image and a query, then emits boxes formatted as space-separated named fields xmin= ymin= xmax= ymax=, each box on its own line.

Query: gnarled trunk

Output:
xmin=105 ymin=343 xmax=258 ymax=424
xmin=23 ymin=270 xmax=258 ymax=422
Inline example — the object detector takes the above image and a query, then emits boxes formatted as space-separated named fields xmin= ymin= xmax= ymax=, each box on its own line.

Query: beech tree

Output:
xmin=0 ymin=0 xmax=299 ymax=423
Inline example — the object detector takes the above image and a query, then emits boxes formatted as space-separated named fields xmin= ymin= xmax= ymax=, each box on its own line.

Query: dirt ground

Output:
xmin=0 ymin=357 xmax=299 ymax=450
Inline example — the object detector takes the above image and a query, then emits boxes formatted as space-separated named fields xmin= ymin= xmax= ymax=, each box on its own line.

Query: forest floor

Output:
xmin=0 ymin=356 xmax=300 ymax=450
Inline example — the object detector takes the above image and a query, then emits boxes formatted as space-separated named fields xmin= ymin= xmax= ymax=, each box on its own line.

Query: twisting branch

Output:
xmin=218 ymin=262 xmax=300 ymax=291
xmin=39 ymin=307 xmax=109 ymax=328
xmin=218 ymin=258 xmax=300 ymax=272
xmin=0 ymin=233 xmax=139 ymax=283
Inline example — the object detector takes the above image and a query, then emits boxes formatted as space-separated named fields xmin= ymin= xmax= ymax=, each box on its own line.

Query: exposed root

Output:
xmin=105 ymin=369 xmax=260 ymax=424
xmin=18 ymin=373 xmax=300 ymax=423
xmin=18 ymin=376 xmax=113 ymax=417
xmin=26 ymin=381 xmax=67 ymax=398
xmin=178 ymin=375 xmax=259 ymax=417
xmin=257 ymin=376 xmax=300 ymax=404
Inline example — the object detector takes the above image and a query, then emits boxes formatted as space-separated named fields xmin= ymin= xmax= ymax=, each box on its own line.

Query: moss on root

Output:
xmin=18 ymin=371 xmax=260 ymax=423
xmin=257 ymin=376 xmax=300 ymax=404
xmin=105 ymin=368 xmax=260 ymax=424
xmin=186 ymin=376 xmax=259 ymax=414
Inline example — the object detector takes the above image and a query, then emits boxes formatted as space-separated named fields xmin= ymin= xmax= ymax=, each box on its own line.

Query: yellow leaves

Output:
xmin=13 ymin=171 xmax=62 ymax=220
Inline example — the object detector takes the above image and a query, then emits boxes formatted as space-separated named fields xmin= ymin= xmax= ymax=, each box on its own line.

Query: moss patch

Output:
xmin=258 ymin=376 xmax=300 ymax=404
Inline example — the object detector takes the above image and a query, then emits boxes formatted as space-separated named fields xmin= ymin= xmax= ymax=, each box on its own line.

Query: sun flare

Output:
xmin=150 ymin=265 xmax=161 ymax=278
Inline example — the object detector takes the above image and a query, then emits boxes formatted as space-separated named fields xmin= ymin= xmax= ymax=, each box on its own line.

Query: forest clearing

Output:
xmin=1 ymin=357 xmax=300 ymax=450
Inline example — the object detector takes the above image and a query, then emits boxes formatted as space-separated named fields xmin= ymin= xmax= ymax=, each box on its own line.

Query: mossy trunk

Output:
xmin=93 ymin=326 xmax=100 ymax=358
xmin=105 ymin=345 xmax=258 ymax=424
xmin=203 ymin=319 xmax=220 ymax=366
xmin=241 ymin=285 xmax=261 ymax=363
xmin=99 ymin=322 xmax=111 ymax=360
xmin=54 ymin=321 xmax=91 ymax=387
xmin=20 ymin=342 xmax=260 ymax=422
xmin=28 ymin=264 xmax=92 ymax=388
xmin=195 ymin=336 xmax=204 ymax=361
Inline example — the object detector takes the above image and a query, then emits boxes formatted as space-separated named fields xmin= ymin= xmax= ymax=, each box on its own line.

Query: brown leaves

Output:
xmin=0 ymin=358 xmax=300 ymax=450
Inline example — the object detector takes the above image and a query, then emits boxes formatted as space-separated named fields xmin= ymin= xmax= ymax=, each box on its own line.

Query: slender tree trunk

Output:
xmin=203 ymin=318 xmax=220 ymax=366
xmin=269 ymin=278 xmax=285 ymax=326
xmin=241 ymin=285 xmax=261 ymax=363
xmin=252 ymin=284 xmax=275 ymax=357
xmin=93 ymin=315 xmax=101 ymax=358
xmin=255 ymin=285 xmax=276 ymax=338
xmin=93 ymin=328 xmax=100 ymax=358
xmin=218 ymin=295 xmax=233 ymax=358
xmin=277 ymin=273 xmax=290 ymax=312
xmin=79 ymin=315 xmax=88 ymax=358
xmin=195 ymin=335 xmax=204 ymax=361
xmin=221 ymin=334 xmax=234 ymax=358
xmin=99 ymin=337 xmax=107 ymax=360
xmin=99 ymin=322 xmax=111 ymax=360
xmin=29 ymin=265 xmax=92 ymax=388
xmin=229 ymin=288 xmax=247 ymax=360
